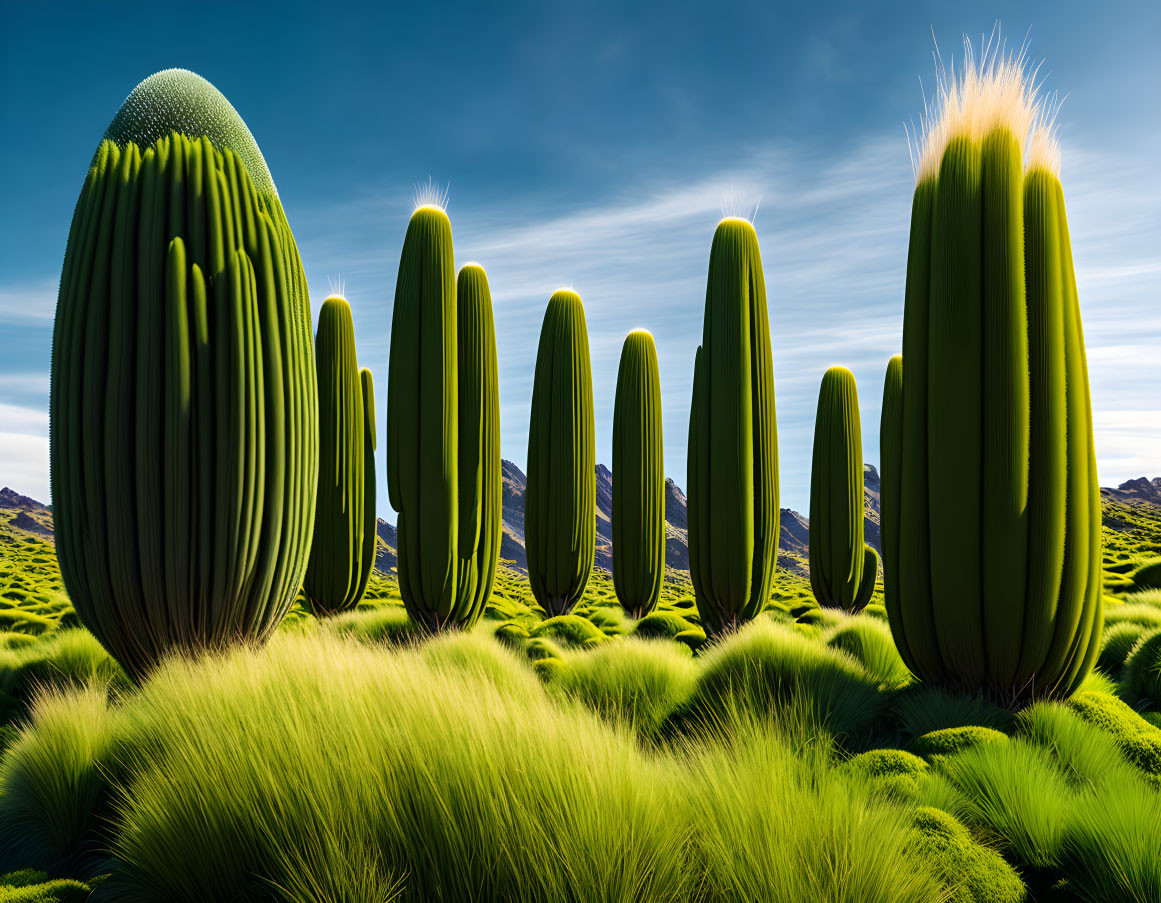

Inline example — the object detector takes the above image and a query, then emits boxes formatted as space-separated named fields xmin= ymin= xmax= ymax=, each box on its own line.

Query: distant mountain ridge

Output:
xmin=6 ymin=473 xmax=1161 ymax=581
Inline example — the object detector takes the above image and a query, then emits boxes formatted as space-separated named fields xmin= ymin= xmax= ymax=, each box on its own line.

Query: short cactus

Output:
xmin=49 ymin=70 xmax=317 ymax=679
xmin=453 ymin=264 xmax=501 ymax=628
xmin=893 ymin=42 xmax=1102 ymax=701
xmin=387 ymin=205 xmax=459 ymax=630
xmin=525 ymin=290 xmax=595 ymax=616
xmin=302 ymin=295 xmax=376 ymax=616
xmin=612 ymin=330 xmax=665 ymax=619
xmin=687 ymin=218 xmax=780 ymax=637
xmin=809 ymin=366 xmax=878 ymax=612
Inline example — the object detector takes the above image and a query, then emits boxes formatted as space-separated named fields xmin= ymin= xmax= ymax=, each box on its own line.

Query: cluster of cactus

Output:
xmin=303 ymin=295 xmax=376 ymax=616
xmin=386 ymin=207 xmax=501 ymax=631
xmin=687 ymin=218 xmax=780 ymax=637
xmin=612 ymin=330 xmax=665 ymax=619
xmin=49 ymin=70 xmax=318 ymax=679
xmin=889 ymin=46 xmax=1102 ymax=701
xmin=525 ymin=290 xmax=596 ymax=616
xmin=808 ymin=367 xmax=878 ymax=612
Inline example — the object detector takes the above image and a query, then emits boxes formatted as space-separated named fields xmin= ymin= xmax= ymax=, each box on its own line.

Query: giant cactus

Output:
xmin=893 ymin=44 xmax=1102 ymax=701
xmin=687 ymin=218 xmax=780 ymax=637
xmin=303 ymin=295 xmax=373 ymax=616
xmin=525 ymin=290 xmax=595 ymax=616
xmin=809 ymin=367 xmax=877 ymax=612
xmin=453 ymin=264 xmax=501 ymax=627
xmin=880 ymin=355 xmax=904 ymax=636
xmin=387 ymin=205 xmax=458 ymax=630
xmin=49 ymin=69 xmax=317 ymax=678
xmin=612 ymin=329 xmax=665 ymax=619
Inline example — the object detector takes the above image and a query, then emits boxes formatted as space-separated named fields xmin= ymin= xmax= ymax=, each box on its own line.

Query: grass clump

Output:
xmin=97 ymin=633 xmax=692 ymax=901
xmin=823 ymin=617 xmax=912 ymax=688
xmin=1124 ymin=628 xmax=1161 ymax=705
xmin=912 ymin=726 xmax=1009 ymax=759
xmin=327 ymin=603 xmax=417 ymax=645
xmin=1068 ymin=690 xmax=1161 ymax=779
xmin=842 ymin=748 xmax=927 ymax=801
xmin=0 ymin=869 xmax=93 ymax=902
xmin=0 ymin=685 xmax=120 ymax=875
xmin=681 ymin=719 xmax=946 ymax=902
xmin=910 ymin=807 xmax=1026 ymax=903
xmin=1097 ymin=621 xmax=1148 ymax=674
xmin=529 ymin=615 xmax=606 ymax=648
xmin=552 ymin=638 xmax=696 ymax=735
xmin=632 ymin=610 xmax=697 ymax=640
xmin=889 ymin=685 xmax=1011 ymax=739
xmin=682 ymin=620 xmax=887 ymax=743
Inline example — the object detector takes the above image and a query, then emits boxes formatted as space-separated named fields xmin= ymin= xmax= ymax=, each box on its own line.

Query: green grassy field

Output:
xmin=0 ymin=501 xmax=1160 ymax=902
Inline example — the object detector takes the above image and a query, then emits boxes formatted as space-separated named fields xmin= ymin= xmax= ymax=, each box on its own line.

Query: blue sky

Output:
xmin=1 ymin=1 xmax=1158 ymax=517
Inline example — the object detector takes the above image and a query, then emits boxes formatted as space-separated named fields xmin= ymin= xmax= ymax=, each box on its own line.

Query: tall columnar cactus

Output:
xmin=303 ymin=296 xmax=373 ymax=616
xmin=893 ymin=43 xmax=1102 ymax=701
xmin=687 ymin=218 xmax=780 ymax=637
xmin=454 ymin=264 xmax=501 ymax=627
xmin=354 ymin=368 xmax=378 ymax=603
xmin=49 ymin=70 xmax=317 ymax=679
xmin=387 ymin=205 xmax=458 ymax=630
xmin=808 ymin=367 xmax=877 ymax=612
xmin=880 ymin=355 xmax=904 ymax=636
xmin=525 ymin=290 xmax=596 ymax=616
xmin=612 ymin=330 xmax=665 ymax=619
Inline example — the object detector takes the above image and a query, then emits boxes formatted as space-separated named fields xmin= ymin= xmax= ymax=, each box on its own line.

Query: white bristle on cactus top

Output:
xmin=908 ymin=28 xmax=1062 ymax=183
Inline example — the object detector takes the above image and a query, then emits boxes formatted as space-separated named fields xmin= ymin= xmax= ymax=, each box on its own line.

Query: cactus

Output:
xmin=303 ymin=296 xmax=372 ymax=616
xmin=387 ymin=205 xmax=458 ymax=630
xmin=612 ymin=330 xmax=665 ymax=619
xmin=892 ymin=43 xmax=1102 ymax=701
xmin=687 ymin=218 xmax=780 ymax=637
xmin=49 ymin=70 xmax=317 ymax=678
xmin=453 ymin=264 xmax=501 ymax=627
xmin=880 ymin=355 xmax=905 ymax=650
xmin=808 ymin=367 xmax=877 ymax=612
xmin=354 ymin=368 xmax=378 ymax=603
xmin=525 ymin=290 xmax=595 ymax=616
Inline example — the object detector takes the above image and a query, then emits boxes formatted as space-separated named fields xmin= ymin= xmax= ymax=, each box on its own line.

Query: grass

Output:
xmin=1 ymin=497 xmax=1161 ymax=900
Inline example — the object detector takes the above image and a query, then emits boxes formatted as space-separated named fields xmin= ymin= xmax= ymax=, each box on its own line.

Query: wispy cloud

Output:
xmin=1 ymin=130 xmax=1157 ymax=513
xmin=0 ymin=280 xmax=57 ymax=325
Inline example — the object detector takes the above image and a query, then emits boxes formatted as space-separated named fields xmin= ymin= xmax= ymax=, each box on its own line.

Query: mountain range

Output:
xmin=7 ymin=470 xmax=1161 ymax=582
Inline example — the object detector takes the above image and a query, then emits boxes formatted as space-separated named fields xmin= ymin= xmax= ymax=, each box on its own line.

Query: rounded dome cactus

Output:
xmin=49 ymin=69 xmax=317 ymax=679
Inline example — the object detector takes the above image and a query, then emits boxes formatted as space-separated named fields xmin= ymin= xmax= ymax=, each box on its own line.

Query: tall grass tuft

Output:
xmin=682 ymin=619 xmax=887 ymax=743
xmin=96 ymin=633 xmax=692 ymax=901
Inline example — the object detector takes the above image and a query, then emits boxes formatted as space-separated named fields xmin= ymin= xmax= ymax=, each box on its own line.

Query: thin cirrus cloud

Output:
xmin=0 ymin=130 xmax=1157 ymax=516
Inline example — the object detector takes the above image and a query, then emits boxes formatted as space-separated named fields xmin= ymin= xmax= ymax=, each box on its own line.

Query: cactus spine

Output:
xmin=809 ymin=367 xmax=877 ymax=612
xmin=454 ymin=264 xmax=501 ymax=627
xmin=387 ymin=206 xmax=458 ymax=630
xmin=687 ymin=218 xmax=780 ymax=637
xmin=525 ymin=290 xmax=595 ymax=616
xmin=612 ymin=330 xmax=665 ymax=619
xmin=49 ymin=70 xmax=317 ymax=678
xmin=303 ymin=296 xmax=372 ymax=616
xmin=892 ymin=45 xmax=1102 ymax=701
xmin=880 ymin=355 xmax=904 ymax=644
